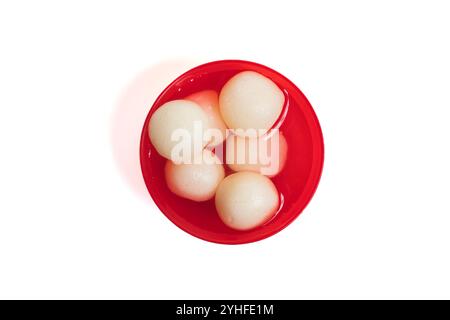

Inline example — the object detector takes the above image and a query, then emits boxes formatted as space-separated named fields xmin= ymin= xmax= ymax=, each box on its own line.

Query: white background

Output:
xmin=0 ymin=1 xmax=449 ymax=299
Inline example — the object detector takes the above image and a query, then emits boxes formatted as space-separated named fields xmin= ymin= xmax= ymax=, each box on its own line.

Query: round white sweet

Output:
xmin=219 ymin=71 xmax=284 ymax=137
xmin=186 ymin=90 xmax=228 ymax=147
xmin=148 ymin=100 xmax=209 ymax=160
xmin=226 ymin=132 xmax=287 ymax=177
xmin=165 ymin=149 xmax=225 ymax=202
xmin=215 ymin=172 xmax=279 ymax=230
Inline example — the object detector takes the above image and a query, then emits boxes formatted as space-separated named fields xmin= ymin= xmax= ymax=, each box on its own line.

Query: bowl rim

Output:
xmin=139 ymin=59 xmax=324 ymax=245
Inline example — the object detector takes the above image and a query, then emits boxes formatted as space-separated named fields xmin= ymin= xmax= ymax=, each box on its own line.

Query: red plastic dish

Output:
xmin=140 ymin=60 xmax=324 ymax=244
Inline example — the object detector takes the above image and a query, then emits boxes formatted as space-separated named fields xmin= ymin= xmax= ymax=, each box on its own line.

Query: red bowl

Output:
xmin=140 ymin=60 xmax=324 ymax=244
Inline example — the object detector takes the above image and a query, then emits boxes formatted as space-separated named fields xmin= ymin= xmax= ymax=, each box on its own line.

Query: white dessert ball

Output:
xmin=219 ymin=71 xmax=284 ymax=137
xmin=165 ymin=149 xmax=225 ymax=202
xmin=186 ymin=90 xmax=228 ymax=147
xmin=149 ymin=100 xmax=209 ymax=160
xmin=226 ymin=132 xmax=287 ymax=177
xmin=215 ymin=172 xmax=279 ymax=230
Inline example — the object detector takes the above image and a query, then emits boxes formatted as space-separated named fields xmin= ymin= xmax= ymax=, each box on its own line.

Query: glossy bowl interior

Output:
xmin=140 ymin=60 xmax=324 ymax=244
